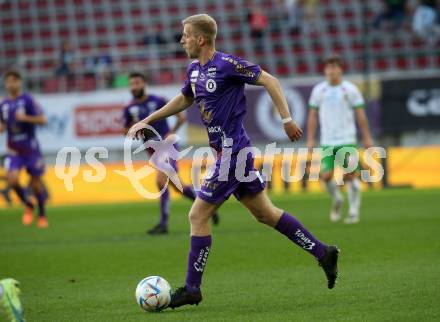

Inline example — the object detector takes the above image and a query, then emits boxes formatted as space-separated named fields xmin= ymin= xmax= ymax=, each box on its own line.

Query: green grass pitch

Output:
xmin=1 ymin=188 xmax=439 ymax=321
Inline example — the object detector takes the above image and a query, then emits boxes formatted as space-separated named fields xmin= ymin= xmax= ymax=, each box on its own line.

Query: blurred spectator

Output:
xmin=412 ymin=0 xmax=440 ymax=40
xmin=55 ymin=41 xmax=74 ymax=77
xmin=143 ymin=25 xmax=168 ymax=60
xmin=283 ymin=0 xmax=303 ymax=33
xmin=143 ymin=25 xmax=167 ymax=46
xmin=304 ymin=0 xmax=318 ymax=22
xmin=303 ymin=0 xmax=318 ymax=33
xmin=95 ymin=53 xmax=113 ymax=89
xmin=248 ymin=6 xmax=268 ymax=52
xmin=84 ymin=53 xmax=114 ymax=89
xmin=373 ymin=0 xmax=408 ymax=30
xmin=249 ymin=7 xmax=268 ymax=39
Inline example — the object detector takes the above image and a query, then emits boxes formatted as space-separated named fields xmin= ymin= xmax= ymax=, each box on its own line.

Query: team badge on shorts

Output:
xmin=206 ymin=79 xmax=217 ymax=92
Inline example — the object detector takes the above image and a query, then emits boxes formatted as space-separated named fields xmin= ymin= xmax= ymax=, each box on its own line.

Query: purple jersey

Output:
xmin=0 ymin=93 xmax=42 ymax=155
xmin=181 ymin=52 xmax=262 ymax=153
xmin=122 ymin=94 xmax=170 ymax=139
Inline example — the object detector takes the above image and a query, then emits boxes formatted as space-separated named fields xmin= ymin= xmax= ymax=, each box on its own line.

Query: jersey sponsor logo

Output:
xmin=3 ymin=156 xmax=11 ymax=170
xmin=199 ymin=72 xmax=206 ymax=81
xmin=207 ymin=67 xmax=216 ymax=77
xmin=207 ymin=125 xmax=222 ymax=133
xmin=190 ymin=70 xmax=199 ymax=82
xmin=129 ymin=106 xmax=141 ymax=122
xmin=11 ymin=133 xmax=27 ymax=140
xmin=16 ymin=106 xmax=25 ymax=116
xmin=206 ymin=79 xmax=217 ymax=92
xmin=1 ymin=103 xmax=9 ymax=121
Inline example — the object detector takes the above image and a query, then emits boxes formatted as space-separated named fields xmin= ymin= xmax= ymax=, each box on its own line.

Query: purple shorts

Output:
xmin=197 ymin=151 xmax=266 ymax=205
xmin=4 ymin=153 xmax=45 ymax=177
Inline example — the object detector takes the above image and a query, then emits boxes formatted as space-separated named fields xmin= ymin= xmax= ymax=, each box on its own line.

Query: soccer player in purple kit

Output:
xmin=128 ymin=14 xmax=340 ymax=308
xmin=0 ymin=70 xmax=48 ymax=228
xmin=122 ymin=72 xmax=219 ymax=235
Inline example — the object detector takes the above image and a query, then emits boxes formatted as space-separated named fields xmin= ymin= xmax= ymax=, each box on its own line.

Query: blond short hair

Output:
xmin=182 ymin=14 xmax=217 ymax=45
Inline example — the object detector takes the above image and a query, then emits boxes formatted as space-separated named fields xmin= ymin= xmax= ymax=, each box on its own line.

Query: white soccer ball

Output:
xmin=135 ymin=276 xmax=171 ymax=312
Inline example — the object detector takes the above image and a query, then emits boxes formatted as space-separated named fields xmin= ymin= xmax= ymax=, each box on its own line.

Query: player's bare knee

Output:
xmin=156 ymin=181 xmax=166 ymax=190
xmin=188 ymin=209 xmax=208 ymax=226
xmin=156 ymin=176 xmax=167 ymax=190
xmin=30 ymin=177 xmax=42 ymax=193
xmin=344 ymin=172 xmax=356 ymax=182
xmin=8 ymin=175 xmax=20 ymax=187
xmin=320 ymin=172 xmax=333 ymax=182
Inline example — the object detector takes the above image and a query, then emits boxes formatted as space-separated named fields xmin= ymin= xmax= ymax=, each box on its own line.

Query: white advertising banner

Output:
xmin=1 ymin=85 xmax=183 ymax=154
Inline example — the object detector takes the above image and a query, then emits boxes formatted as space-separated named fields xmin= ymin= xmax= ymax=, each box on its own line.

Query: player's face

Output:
xmin=180 ymin=24 xmax=201 ymax=59
xmin=4 ymin=76 xmax=22 ymax=95
xmin=129 ymin=77 xmax=146 ymax=99
xmin=324 ymin=63 xmax=343 ymax=84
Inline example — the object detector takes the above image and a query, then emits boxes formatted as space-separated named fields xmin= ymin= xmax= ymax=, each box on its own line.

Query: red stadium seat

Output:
xmin=78 ymin=76 xmax=97 ymax=91
xmin=1 ymin=0 xmax=437 ymax=90
xmin=276 ymin=64 xmax=289 ymax=76
xmin=416 ymin=56 xmax=428 ymax=68
xmin=396 ymin=57 xmax=408 ymax=69
xmin=296 ymin=63 xmax=309 ymax=74
xmin=375 ymin=58 xmax=388 ymax=70
xmin=43 ymin=78 xmax=61 ymax=93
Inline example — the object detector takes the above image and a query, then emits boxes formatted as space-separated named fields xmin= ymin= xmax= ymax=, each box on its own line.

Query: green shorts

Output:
xmin=320 ymin=144 xmax=360 ymax=174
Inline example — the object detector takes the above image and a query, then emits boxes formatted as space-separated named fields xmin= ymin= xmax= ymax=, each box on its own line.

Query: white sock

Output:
xmin=324 ymin=180 xmax=342 ymax=203
xmin=347 ymin=178 xmax=361 ymax=217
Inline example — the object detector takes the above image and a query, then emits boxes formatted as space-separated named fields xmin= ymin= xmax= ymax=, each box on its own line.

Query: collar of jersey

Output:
xmin=198 ymin=51 xmax=217 ymax=69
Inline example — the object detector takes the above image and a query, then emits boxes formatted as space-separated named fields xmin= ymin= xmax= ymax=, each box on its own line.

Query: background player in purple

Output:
xmin=128 ymin=14 xmax=340 ymax=308
xmin=122 ymin=72 xmax=219 ymax=235
xmin=0 ymin=70 xmax=48 ymax=228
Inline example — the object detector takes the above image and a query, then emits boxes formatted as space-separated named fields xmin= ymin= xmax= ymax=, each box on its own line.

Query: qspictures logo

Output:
xmin=55 ymin=124 xmax=387 ymax=198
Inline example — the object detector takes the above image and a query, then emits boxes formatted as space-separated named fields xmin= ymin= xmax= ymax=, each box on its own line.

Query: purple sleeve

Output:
xmin=225 ymin=55 xmax=262 ymax=85
xmin=181 ymin=66 xmax=195 ymax=98
xmin=157 ymin=97 xmax=168 ymax=111
xmin=122 ymin=107 xmax=132 ymax=128
xmin=25 ymin=95 xmax=42 ymax=116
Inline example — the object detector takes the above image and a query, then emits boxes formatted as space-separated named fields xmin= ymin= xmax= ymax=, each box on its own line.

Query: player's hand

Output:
xmin=15 ymin=111 xmax=29 ymax=122
xmin=284 ymin=120 xmax=303 ymax=141
xmin=164 ymin=131 xmax=174 ymax=139
xmin=127 ymin=121 xmax=148 ymax=140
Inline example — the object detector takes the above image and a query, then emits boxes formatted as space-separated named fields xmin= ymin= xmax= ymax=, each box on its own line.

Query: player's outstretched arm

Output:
xmin=306 ymin=108 xmax=318 ymax=151
xmin=256 ymin=70 xmax=303 ymax=141
xmin=355 ymin=108 xmax=373 ymax=148
xmin=15 ymin=112 xmax=47 ymax=125
xmin=128 ymin=93 xmax=194 ymax=140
